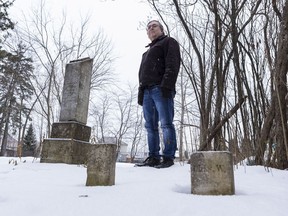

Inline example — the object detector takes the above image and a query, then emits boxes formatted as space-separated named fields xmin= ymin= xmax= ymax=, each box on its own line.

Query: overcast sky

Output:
xmin=10 ymin=0 xmax=156 ymax=86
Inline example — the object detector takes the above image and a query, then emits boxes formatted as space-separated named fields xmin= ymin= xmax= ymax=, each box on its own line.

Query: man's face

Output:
xmin=147 ymin=21 xmax=163 ymax=41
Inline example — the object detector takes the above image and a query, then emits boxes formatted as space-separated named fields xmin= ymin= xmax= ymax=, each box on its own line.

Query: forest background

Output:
xmin=0 ymin=0 xmax=288 ymax=170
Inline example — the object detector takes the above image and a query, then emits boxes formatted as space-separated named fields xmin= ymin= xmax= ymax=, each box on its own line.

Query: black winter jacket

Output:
xmin=138 ymin=35 xmax=181 ymax=105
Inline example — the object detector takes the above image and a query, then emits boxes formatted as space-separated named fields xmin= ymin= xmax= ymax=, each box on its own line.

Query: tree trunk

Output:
xmin=0 ymin=107 xmax=11 ymax=156
xmin=273 ymin=0 xmax=288 ymax=169
xmin=256 ymin=0 xmax=288 ymax=169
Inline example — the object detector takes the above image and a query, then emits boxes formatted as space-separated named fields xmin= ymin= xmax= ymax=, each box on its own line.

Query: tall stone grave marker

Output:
xmin=40 ymin=58 xmax=93 ymax=164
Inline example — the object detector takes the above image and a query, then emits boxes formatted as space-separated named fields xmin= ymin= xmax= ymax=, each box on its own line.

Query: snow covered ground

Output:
xmin=0 ymin=157 xmax=287 ymax=216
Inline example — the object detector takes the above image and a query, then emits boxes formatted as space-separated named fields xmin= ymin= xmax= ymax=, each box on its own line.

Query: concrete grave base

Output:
xmin=40 ymin=139 xmax=91 ymax=164
xmin=190 ymin=151 xmax=235 ymax=195
xmin=51 ymin=121 xmax=91 ymax=142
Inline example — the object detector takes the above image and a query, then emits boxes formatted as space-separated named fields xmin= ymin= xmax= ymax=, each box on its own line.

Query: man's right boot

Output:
xmin=134 ymin=156 xmax=161 ymax=167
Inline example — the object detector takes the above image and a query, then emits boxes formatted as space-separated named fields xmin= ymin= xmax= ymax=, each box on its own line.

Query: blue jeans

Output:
xmin=142 ymin=86 xmax=177 ymax=159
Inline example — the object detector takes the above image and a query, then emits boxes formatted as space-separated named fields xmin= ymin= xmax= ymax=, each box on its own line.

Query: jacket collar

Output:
xmin=145 ymin=35 xmax=167 ymax=48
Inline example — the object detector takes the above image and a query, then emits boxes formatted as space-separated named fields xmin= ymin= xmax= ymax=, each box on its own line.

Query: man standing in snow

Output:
xmin=136 ymin=20 xmax=181 ymax=168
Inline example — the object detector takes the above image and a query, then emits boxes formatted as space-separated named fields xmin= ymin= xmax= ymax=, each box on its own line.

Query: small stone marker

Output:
xmin=86 ymin=144 xmax=117 ymax=186
xmin=190 ymin=151 xmax=235 ymax=195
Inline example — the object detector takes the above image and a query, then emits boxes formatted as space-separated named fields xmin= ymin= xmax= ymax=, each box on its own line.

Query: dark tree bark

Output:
xmin=273 ymin=0 xmax=288 ymax=169
xmin=256 ymin=0 xmax=288 ymax=169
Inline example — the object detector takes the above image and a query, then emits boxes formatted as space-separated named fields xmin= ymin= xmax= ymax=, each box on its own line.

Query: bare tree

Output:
xmin=129 ymin=104 xmax=144 ymax=162
xmin=89 ymin=94 xmax=111 ymax=143
xmin=256 ymin=0 xmax=288 ymax=169
xmin=146 ymin=0 xmax=288 ymax=169
xmin=15 ymin=0 xmax=115 ymax=138
xmin=110 ymin=85 xmax=136 ymax=156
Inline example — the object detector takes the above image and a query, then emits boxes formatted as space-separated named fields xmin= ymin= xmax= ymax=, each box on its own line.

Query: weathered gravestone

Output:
xmin=190 ymin=151 xmax=235 ymax=195
xmin=40 ymin=57 xmax=93 ymax=164
xmin=86 ymin=144 xmax=117 ymax=186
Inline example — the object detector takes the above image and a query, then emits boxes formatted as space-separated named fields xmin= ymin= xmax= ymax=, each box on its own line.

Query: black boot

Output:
xmin=155 ymin=157 xmax=174 ymax=169
xmin=134 ymin=156 xmax=161 ymax=167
